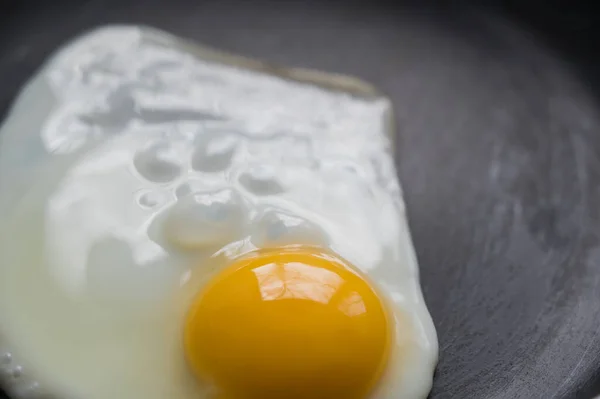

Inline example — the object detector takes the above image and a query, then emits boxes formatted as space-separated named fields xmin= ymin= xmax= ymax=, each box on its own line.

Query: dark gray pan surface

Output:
xmin=1 ymin=1 xmax=600 ymax=398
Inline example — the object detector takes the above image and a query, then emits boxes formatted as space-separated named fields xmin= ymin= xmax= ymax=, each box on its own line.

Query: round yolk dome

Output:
xmin=184 ymin=248 xmax=393 ymax=399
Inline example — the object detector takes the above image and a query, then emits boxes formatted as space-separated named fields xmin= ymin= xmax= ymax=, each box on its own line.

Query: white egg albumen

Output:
xmin=0 ymin=26 xmax=438 ymax=399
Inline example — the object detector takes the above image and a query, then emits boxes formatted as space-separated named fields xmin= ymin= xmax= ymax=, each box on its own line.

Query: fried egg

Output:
xmin=0 ymin=26 xmax=438 ymax=399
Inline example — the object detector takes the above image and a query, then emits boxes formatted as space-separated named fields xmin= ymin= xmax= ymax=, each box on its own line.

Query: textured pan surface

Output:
xmin=1 ymin=1 xmax=600 ymax=398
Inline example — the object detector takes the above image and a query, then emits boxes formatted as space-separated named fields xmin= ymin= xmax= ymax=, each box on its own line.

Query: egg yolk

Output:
xmin=184 ymin=248 xmax=392 ymax=399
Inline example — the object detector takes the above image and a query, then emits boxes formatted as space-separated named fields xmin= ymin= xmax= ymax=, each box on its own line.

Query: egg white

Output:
xmin=0 ymin=26 xmax=437 ymax=399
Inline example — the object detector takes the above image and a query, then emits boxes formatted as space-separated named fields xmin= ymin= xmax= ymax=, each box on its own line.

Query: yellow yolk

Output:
xmin=184 ymin=248 xmax=392 ymax=399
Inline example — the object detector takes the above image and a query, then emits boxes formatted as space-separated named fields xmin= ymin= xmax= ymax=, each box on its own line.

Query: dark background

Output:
xmin=1 ymin=1 xmax=600 ymax=398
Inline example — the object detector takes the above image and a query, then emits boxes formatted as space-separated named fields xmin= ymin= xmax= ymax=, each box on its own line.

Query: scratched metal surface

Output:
xmin=1 ymin=1 xmax=600 ymax=398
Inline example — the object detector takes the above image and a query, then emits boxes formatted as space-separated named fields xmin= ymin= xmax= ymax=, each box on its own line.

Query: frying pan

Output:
xmin=1 ymin=1 xmax=600 ymax=398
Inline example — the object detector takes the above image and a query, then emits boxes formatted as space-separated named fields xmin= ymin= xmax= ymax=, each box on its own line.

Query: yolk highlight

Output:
xmin=184 ymin=248 xmax=392 ymax=399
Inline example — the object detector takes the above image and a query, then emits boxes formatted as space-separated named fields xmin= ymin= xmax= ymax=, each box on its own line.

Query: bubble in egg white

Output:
xmin=237 ymin=165 xmax=284 ymax=196
xmin=174 ymin=184 xmax=193 ymax=199
xmin=136 ymin=190 xmax=167 ymax=209
xmin=191 ymin=133 xmax=238 ymax=172
xmin=163 ymin=188 xmax=248 ymax=250
xmin=1 ymin=353 xmax=11 ymax=365
xmin=175 ymin=182 xmax=198 ymax=199
xmin=133 ymin=140 xmax=182 ymax=183
xmin=251 ymin=209 xmax=329 ymax=248
xmin=17 ymin=382 xmax=40 ymax=397
xmin=10 ymin=366 xmax=23 ymax=380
